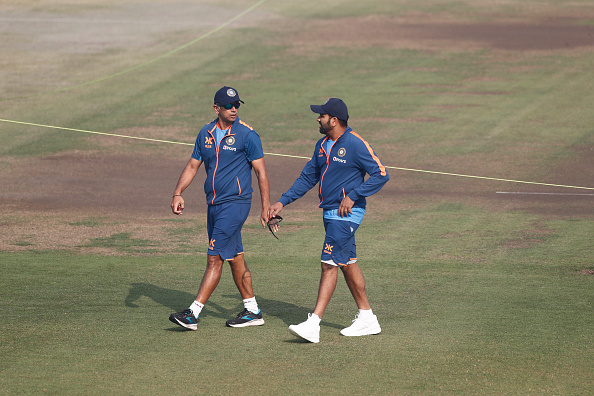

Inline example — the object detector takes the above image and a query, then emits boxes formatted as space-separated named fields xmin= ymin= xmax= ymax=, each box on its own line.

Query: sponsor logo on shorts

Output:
xmin=324 ymin=243 xmax=334 ymax=254
xmin=209 ymin=238 xmax=216 ymax=250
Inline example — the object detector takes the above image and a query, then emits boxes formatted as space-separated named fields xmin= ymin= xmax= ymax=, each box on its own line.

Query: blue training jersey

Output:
xmin=192 ymin=117 xmax=264 ymax=205
xmin=279 ymin=127 xmax=389 ymax=211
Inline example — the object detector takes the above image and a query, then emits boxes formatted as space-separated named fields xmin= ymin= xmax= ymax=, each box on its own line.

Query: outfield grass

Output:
xmin=1 ymin=0 xmax=593 ymax=394
xmin=1 ymin=210 xmax=592 ymax=394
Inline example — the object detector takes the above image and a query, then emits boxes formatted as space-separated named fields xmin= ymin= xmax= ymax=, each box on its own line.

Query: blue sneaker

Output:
xmin=169 ymin=309 xmax=198 ymax=330
xmin=226 ymin=308 xmax=265 ymax=328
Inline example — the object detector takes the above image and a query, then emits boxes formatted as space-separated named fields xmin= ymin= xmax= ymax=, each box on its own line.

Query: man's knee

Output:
xmin=207 ymin=254 xmax=224 ymax=268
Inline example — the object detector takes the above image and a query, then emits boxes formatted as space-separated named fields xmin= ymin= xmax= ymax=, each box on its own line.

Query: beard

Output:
xmin=318 ymin=119 xmax=332 ymax=135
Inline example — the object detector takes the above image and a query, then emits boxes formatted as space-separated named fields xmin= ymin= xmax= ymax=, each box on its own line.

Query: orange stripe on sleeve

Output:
xmin=351 ymin=131 xmax=387 ymax=176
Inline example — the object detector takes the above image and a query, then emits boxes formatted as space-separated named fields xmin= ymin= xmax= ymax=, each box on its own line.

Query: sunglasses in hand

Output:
xmin=267 ymin=215 xmax=283 ymax=239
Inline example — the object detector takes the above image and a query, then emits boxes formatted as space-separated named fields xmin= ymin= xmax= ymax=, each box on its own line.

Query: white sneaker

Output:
xmin=288 ymin=313 xmax=320 ymax=343
xmin=340 ymin=314 xmax=381 ymax=336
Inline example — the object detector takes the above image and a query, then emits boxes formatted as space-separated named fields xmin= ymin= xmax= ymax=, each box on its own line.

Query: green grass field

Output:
xmin=1 ymin=0 xmax=593 ymax=394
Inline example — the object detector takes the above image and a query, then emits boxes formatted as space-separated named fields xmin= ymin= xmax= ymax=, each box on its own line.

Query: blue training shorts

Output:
xmin=207 ymin=202 xmax=250 ymax=261
xmin=321 ymin=218 xmax=360 ymax=266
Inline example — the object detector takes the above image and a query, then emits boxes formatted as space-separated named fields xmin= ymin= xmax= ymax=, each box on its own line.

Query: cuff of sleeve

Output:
xmin=279 ymin=196 xmax=291 ymax=207
xmin=347 ymin=191 xmax=360 ymax=202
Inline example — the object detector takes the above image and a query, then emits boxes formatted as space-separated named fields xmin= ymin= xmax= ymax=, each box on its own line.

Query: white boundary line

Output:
xmin=2 ymin=117 xmax=594 ymax=192
xmin=496 ymin=192 xmax=594 ymax=196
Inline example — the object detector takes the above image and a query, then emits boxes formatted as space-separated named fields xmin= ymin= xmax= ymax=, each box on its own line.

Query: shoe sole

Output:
xmin=288 ymin=326 xmax=320 ymax=343
xmin=169 ymin=316 xmax=198 ymax=331
xmin=340 ymin=326 xmax=381 ymax=337
xmin=226 ymin=318 xmax=265 ymax=328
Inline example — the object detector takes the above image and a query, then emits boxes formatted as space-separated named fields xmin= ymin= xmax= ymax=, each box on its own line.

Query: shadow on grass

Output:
xmin=125 ymin=283 xmax=231 ymax=321
xmin=125 ymin=283 xmax=341 ymax=329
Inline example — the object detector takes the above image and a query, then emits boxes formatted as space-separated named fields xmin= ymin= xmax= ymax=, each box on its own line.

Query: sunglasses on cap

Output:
xmin=218 ymin=102 xmax=241 ymax=110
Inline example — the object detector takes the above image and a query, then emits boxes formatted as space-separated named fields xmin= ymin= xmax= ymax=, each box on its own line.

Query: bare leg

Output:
xmin=341 ymin=262 xmax=371 ymax=310
xmin=228 ymin=253 xmax=254 ymax=300
xmin=313 ymin=262 xmax=339 ymax=318
xmin=194 ymin=254 xmax=224 ymax=304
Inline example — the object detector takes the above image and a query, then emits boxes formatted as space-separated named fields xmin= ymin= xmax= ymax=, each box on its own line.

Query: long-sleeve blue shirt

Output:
xmin=279 ymin=127 xmax=389 ymax=210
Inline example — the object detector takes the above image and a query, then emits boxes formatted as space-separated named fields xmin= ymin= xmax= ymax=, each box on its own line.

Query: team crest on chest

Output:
xmin=332 ymin=147 xmax=347 ymax=164
xmin=223 ymin=136 xmax=237 ymax=151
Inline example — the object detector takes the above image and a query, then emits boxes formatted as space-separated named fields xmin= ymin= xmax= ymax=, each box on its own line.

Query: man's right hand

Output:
xmin=267 ymin=202 xmax=284 ymax=233
xmin=268 ymin=202 xmax=284 ymax=220
xmin=171 ymin=196 xmax=184 ymax=215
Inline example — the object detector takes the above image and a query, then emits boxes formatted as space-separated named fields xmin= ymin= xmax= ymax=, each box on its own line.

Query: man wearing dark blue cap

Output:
xmin=169 ymin=86 xmax=272 ymax=330
xmin=269 ymin=98 xmax=390 ymax=343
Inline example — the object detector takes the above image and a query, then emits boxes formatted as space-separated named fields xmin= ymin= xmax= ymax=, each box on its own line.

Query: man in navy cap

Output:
xmin=269 ymin=98 xmax=390 ymax=343
xmin=169 ymin=86 xmax=271 ymax=330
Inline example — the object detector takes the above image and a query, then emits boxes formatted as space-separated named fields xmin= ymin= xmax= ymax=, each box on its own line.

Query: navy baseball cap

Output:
xmin=214 ymin=86 xmax=244 ymax=106
xmin=310 ymin=98 xmax=349 ymax=122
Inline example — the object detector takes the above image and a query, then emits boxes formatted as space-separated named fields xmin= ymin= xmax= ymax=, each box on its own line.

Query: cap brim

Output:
xmin=218 ymin=99 xmax=245 ymax=106
xmin=310 ymin=104 xmax=325 ymax=114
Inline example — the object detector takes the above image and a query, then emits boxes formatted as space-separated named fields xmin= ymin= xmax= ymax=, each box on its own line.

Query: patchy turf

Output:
xmin=1 ymin=1 xmax=593 ymax=253
xmin=0 ymin=2 xmax=593 ymax=393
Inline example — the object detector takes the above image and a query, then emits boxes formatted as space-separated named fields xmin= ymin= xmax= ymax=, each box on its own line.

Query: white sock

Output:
xmin=189 ymin=301 xmax=204 ymax=318
xmin=243 ymin=297 xmax=259 ymax=314
xmin=308 ymin=313 xmax=321 ymax=324
xmin=358 ymin=309 xmax=374 ymax=319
